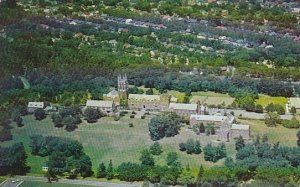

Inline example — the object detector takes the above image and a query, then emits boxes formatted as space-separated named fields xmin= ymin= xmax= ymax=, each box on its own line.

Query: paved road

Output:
xmin=13 ymin=176 xmax=141 ymax=187
xmin=0 ymin=180 xmax=23 ymax=187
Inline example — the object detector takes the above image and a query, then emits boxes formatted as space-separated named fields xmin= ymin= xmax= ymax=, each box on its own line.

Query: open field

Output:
xmin=238 ymin=119 xmax=298 ymax=147
xmin=167 ymin=90 xmax=186 ymax=102
xmin=191 ymin=91 xmax=231 ymax=97
xmin=255 ymin=95 xmax=288 ymax=107
xmin=2 ymin=115 xmax=234 ymax=175
xmin=20 ymin=181 xmax=96 ymax=187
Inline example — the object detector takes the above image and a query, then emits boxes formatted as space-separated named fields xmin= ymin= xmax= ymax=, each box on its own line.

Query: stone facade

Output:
xmin=128 ymin=94 xmax=170 ymax=111
xmin=169 ymin=103 xmax=199 ymax=117
xmin=86 ymin=100 xmax=115 ymax=115
xmin=118 ymin=74 xmax=128 ymax=100
xmin=231 ymin=124 xmax=250 ymax=139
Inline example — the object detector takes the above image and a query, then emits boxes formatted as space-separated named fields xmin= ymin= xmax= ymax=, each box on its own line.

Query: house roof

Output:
xmin=190 ymin=114 xmax=226 ymax=122
xmin=231 ymin=124 xmax=250 ymax=130
xmin=28 ymin=102 xmax=44 ymax=108
xmin=169 ymin=103 xmax=198 ymax=111
xmin=289 ymin=97 xmax=300 ymax=108
xmin=129 ymin=94 xmax=160 ymax=101
xmin=86 ymin=100 xmax=113 ymax=108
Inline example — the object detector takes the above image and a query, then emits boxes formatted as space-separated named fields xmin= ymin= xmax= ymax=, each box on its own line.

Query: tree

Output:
xmin=194 ymin=140 xmax=202 ymax=154
xmin=5 ymin=0 xmax=17 ymax=8
xmin=199 ymin=123 xmax=205 ymax=133
xmin=265 ymin=112 xmax=281 ymax=127
xmin=106 ymin=160 xmax=114 ymax=180
xmin=62 ymin=116 xmax=76 ymax=131
xmin=34 ymin=108 xmax=46 ymax=120
xmin=197 ymin=165 xmax=204 ymax=181
xmin=186 ymin=139 xmax=196 ymax=154
xmin=148 ymin=112 xmax=181 ymax=141
xmin=274 ymin=104 xmax=285 ymax=115
xmin=235 ymin=136 xmax=245 ymax=151
xmin=15 ymin=116 xmax=23 ymax=127
xmin=255 ymin=104 xmax=264 ymax=113
xmin=140 ymin=149 xmax=154 ymax=167
xmin=262 ymin=134 xmax=268 ymax=143
xmin=179 ymin=142 xmax=186 ymax=151
xmin=146 ymin=88 xmax=154 ymax=95
xmin=83 ymin=108 xmax=101 ymax=123
xmin=290 ymin=106 xmax=296 ymax=115
xmin=78 ymin=155 xmax=93 ymax=178
xmin=297 ymin=131 xmax=300 ymax=147
xmin=166 ymin=152 xmax=178 ymax=166
xmin=51 ymin=113 xmax=63 ymax=127
xmin=117 ymin=162 xmax=146 ymax=182
xmin=97 ymin=163 xmax=106 ymax=178
xmin=265 ymin=103 xmax=275 ymax=112
xmin=150 ymin=142 xmax=162 ymax=155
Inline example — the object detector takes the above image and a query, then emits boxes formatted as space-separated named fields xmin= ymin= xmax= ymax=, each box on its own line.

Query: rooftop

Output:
xmin=86 ymin=100 xmax=113 ymax=108
xmin=169 ymin=103 xmax=198 ymax=111
xmin=190 ymin=114 xmax=227 ymax=122
xmin=28 ymin=102 xmax=44 ymax=108
xmin=231 ymin=124 xmax=250 ymax=130
xmin=129 ymin=94 xmax=160 ymax=101
xmin=289 ymin=97 xmax=300 ymax=108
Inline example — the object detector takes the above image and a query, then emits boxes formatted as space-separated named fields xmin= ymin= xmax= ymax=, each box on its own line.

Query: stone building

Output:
xmin=86 ymin=100 xmax=115 ymax=115
xmin=27 ymin=102 xmax=45 ymax=113
xmin=169 ymin=103 xmax=199 ymax=117
xmin=231 ymin=124 xmax=250 ymax=139
xmin=189 ymin=114 xmax=249 ymax=141
xmin=189 ymin=114 xmax=234 ymax=126
xmin=128 ymin=94 xmax=170 ymax=111
xmin=118 ymin=74 xmax=128 ymax=100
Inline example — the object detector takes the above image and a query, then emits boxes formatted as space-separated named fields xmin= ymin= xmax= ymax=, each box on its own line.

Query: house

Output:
xmin=288 ymin=97 xmax=300 ymax=113
xmin=27 ymin=102 xmax=45 ymax=113
xmin=231 ymin=124 xmax=250 ymax=139
xmin=169 ymin=103 xmax=199 ymax=117
xmin=189 ymin=114 xmax=234 ymax=126
xmin=86 ymin=100 xmax=115 ymax=115
xmin=128 ymin=94 xmax=170 ymax=111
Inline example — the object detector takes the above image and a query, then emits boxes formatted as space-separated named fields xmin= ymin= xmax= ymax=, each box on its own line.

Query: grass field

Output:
xmin=191 ymin=91 xmax=231 ymax=97
xmin=20 ymin=181 xmax=96 ymax=187
xmin=255 ymin=95 xmax=288 ymax=107
xmin=2 ymin=115 xmax=234 ymax=175
xmin=238 ymin=119 xmax=298 ymax=147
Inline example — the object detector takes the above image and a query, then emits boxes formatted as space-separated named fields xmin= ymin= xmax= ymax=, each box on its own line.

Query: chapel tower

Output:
xmin=118 ymin=74 xmax=128 ymax=100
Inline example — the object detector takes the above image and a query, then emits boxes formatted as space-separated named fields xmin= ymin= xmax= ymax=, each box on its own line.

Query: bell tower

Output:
xmin=118 ymin=74 xmax=128 ymax=100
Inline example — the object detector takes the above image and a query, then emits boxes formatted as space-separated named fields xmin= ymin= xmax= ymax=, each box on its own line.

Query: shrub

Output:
xmin=282 ymin=118 xmax=300 ymax=128
xmin=150 ymin=142 xmax=162 ymax=155
xmin=141 ymin=115 xmax=145 ymax=119
xmin=130 ymin=114 xmax=135 ymax=118
xmin=129 ymin=123 xmax=134 ymax=127
xmin=179 ymin=142 xmax=186 ymax=151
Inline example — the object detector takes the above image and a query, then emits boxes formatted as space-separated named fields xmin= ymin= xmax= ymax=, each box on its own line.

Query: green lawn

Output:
xmin=191 ymin=91 xmax=231 ymax=97
xmin=3 ymin=115 xmax=235 ymax=175
xmin=20 ymin=181 xmax=96 ymax=187
xmin=255 ymin=95 xmax=288 ymax=107
xmin=238 ymin=119 xmax=298 ymax=147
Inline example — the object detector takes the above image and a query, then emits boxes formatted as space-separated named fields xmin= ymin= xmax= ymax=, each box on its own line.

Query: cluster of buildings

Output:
xmin=27 ymin=75 xmax=250 ymax=141
xmin=86 ymin=75 xmax=250 ymax=141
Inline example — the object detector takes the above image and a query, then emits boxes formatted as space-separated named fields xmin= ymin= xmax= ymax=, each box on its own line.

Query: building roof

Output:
xmin=129 ymin=94 xmax=160 ymax=101
xmin=28 ymin=102 xmax=44 ymax=108
xmin=231 ymin=124 xmax=250 ymax=130
xmin=190 ymin=114 xmax=227 ymax=122
xmin=86 ymin=100 xmax=113 ymax=108
xmin=289 ymin=97 xmax=300 ymax=108
xmin=169 ymin=103 xmax=198 ymax=111
xmin=104 ymin=89 xmax=119 ymax=98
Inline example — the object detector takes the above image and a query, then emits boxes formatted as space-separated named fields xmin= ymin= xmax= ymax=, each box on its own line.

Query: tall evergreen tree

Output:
xmin=235 ymin=136 xmax=245 ymax=151
xmin=106 ymin=160 xmax=114 ymax=180
xmin=96 ymin=162 xmax=106 ymax=178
